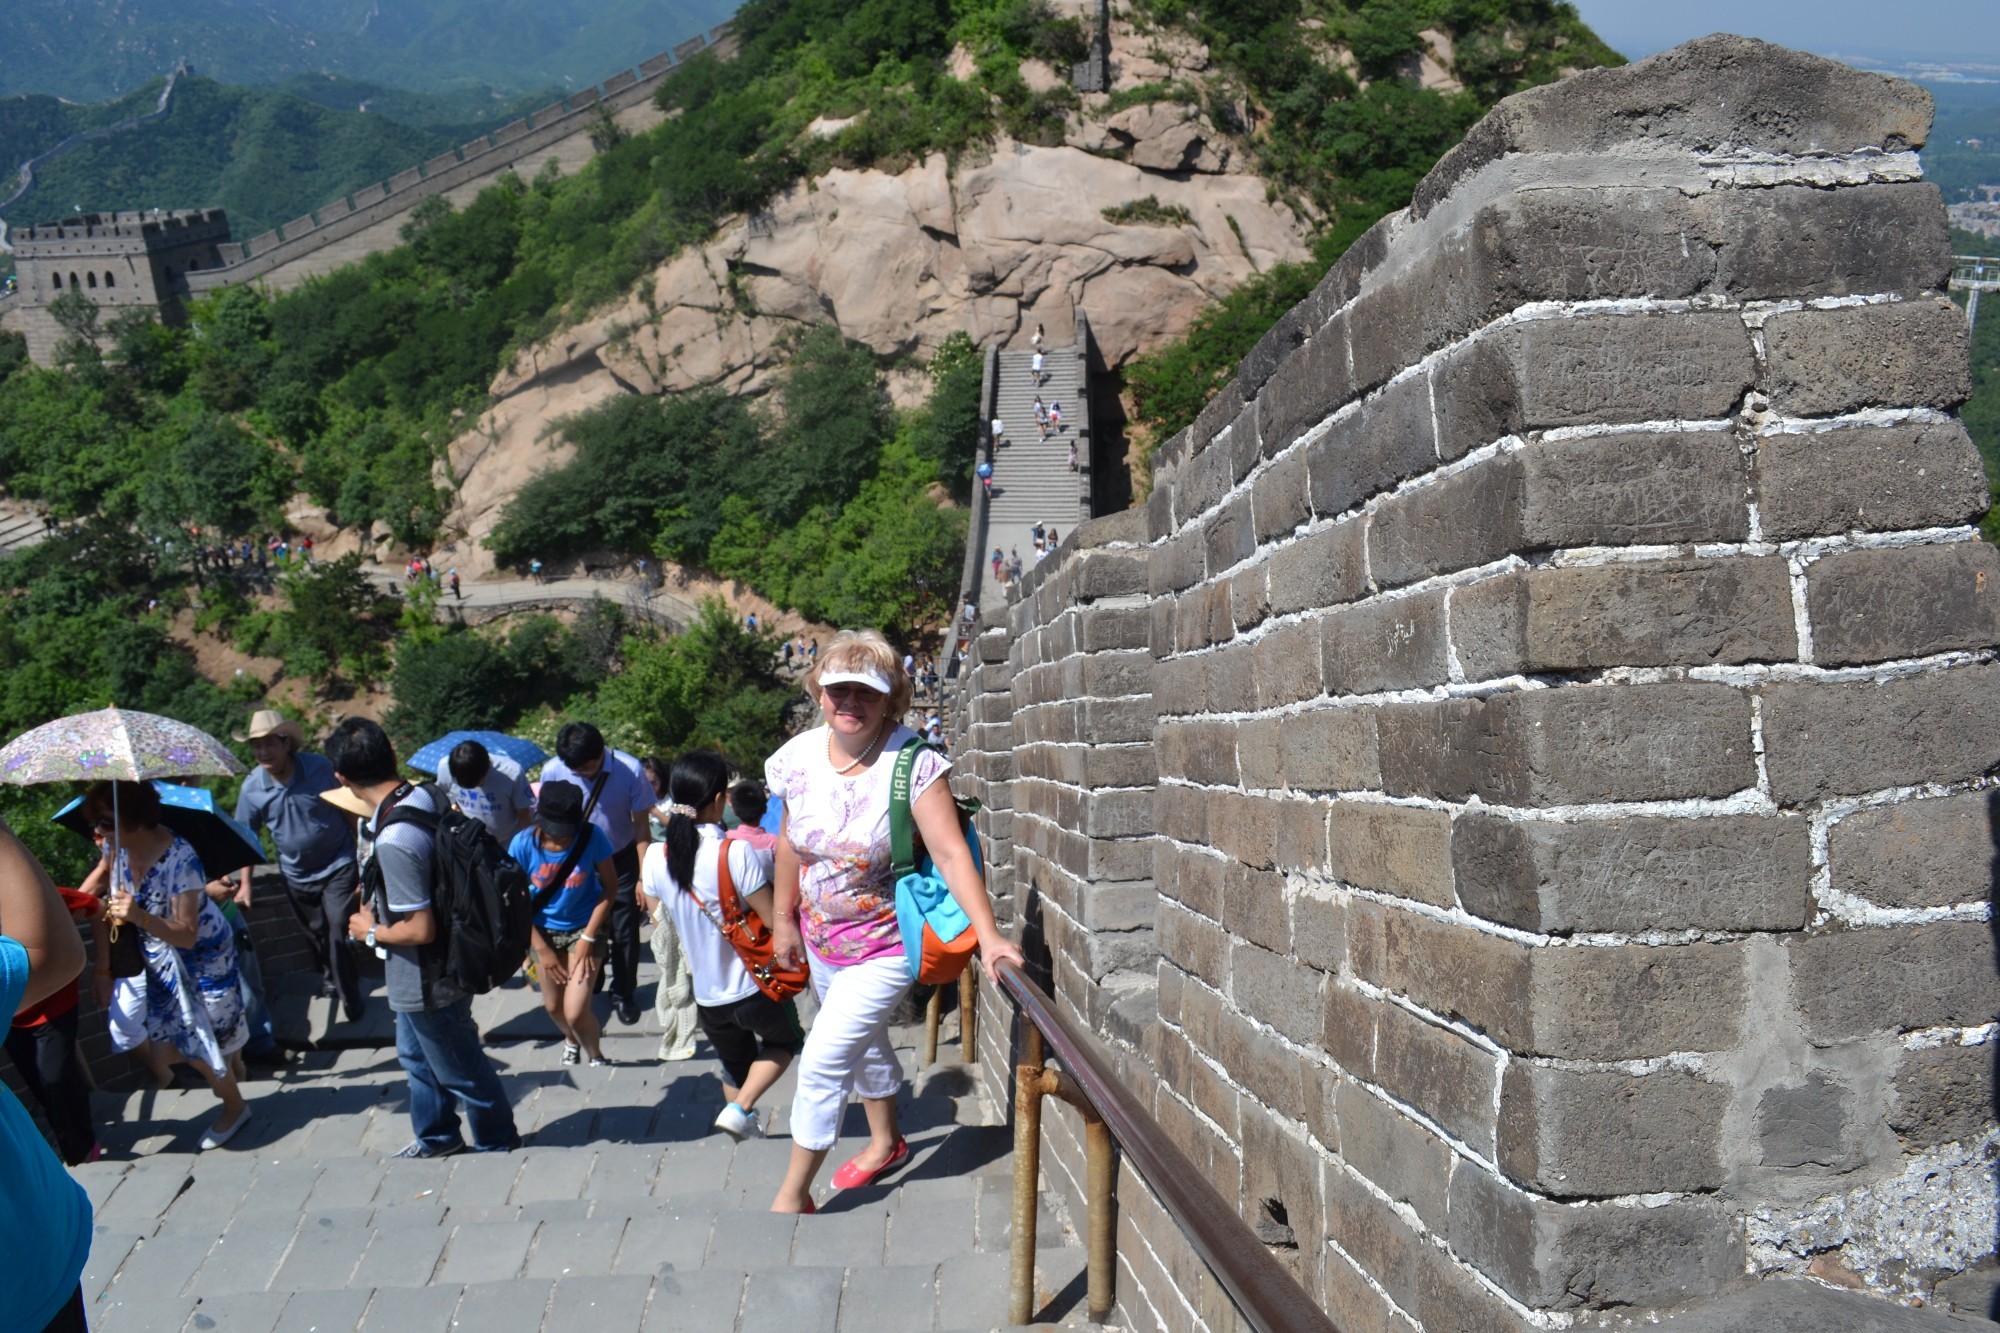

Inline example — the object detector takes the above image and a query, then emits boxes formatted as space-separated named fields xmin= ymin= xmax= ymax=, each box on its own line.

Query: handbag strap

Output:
xmin=693 ymin=839 xmax=751 ymax=941
xmin=889 ymin=741 xmax=924 ymax=879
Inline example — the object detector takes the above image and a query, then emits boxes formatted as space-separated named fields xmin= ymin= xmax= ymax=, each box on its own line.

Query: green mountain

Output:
xmin=0 ymin=74 xmax=541 ymax=241
xmin=0 ymin=0 xmax=740 ymax=102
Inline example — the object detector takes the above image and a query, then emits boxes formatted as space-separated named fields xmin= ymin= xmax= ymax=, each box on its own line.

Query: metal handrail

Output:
xmin=985 ymin=957 xmax=1341 ymax=1333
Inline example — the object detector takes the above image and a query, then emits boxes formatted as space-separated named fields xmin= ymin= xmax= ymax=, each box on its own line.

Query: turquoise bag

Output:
xmin=889 ymin=741 xmax=982 ymax=984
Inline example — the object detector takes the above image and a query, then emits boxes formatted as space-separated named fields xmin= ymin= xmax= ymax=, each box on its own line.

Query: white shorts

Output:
xmin=789 ymin=952 xmax=913 ymax=1152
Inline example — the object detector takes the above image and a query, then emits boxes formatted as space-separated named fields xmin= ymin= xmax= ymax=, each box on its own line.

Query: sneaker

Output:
xmin=392 ymin=1139 xmax=466 ymax=1160
xmin=588 ymin=1056 xmax=611 ymax=1068
xmin=713 ymin=1103 xmax=764 ymax=1141
xmin=615 ymin=997 xmax=641 ymax=1026
xmin=561 ymin=1043 xmax=581 ymax=1066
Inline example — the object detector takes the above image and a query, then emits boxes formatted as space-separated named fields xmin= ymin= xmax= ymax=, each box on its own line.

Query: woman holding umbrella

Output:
xmin=88 ymin=780 xmax=252 ymax=1148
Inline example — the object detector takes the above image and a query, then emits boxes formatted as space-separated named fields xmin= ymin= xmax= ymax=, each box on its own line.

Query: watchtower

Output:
xmin=6 ymin=208 xmax=231 ymax=364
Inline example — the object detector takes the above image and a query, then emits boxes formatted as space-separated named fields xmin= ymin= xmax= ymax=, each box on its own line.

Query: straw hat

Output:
xmin=234 ymin=709 xmax=304 ymax=747
xmin=319 ymin=785 xmax=375 ymax=819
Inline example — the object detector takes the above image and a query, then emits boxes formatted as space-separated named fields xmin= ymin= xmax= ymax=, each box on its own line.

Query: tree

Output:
xmin=592 ymin=598 xmax=794 ymax=768
xmin=383 ymin=630 xmax=516 ymax=749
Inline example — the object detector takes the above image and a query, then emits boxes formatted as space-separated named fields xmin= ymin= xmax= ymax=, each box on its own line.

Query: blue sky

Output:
xmin=1571 ymin=0 xmax=2000 ymax=64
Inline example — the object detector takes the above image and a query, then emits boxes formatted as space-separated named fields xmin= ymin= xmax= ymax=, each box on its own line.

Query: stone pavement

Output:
xmin=73 ymin=960 xmax=1096 ymax=1332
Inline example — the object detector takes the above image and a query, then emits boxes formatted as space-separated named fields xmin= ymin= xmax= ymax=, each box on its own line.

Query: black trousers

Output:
xmin=5 ymin=1007 xmax=96 ymax=1166
xmin=606 ymin=844 xmax=643 ymax=1006
xmin=41 ymin=1287 xmax=87 ymax=1333
xmin=284 ymin=865 xmax=362 ymax=1015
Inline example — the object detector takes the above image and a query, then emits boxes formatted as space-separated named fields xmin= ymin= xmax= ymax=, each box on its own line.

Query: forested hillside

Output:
xmin=0 ymin=0 xmax=738 ymax=101
xmin=0 ymin=75 xmax=543 ymax=241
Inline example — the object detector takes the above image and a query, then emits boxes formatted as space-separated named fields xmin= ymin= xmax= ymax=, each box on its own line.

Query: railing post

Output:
xmin=923 ymin=986 xmax=942 ymax=1067
xmin=1011 ymin=1062 xmax=1048 ymax=1325
xmin=1086 ymin=1116 xmax=1115 ymax=1320
xmin=959 ymin=967 xmax=978 ymax=1063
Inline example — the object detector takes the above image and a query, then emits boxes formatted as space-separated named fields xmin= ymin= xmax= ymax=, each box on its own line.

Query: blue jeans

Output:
xmin=395 ymin=998 xmax=518 ymax=1153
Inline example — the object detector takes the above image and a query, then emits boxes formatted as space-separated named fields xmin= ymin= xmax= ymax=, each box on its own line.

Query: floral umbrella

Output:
xmin=0 ymin=707 xmax=244 ymax=784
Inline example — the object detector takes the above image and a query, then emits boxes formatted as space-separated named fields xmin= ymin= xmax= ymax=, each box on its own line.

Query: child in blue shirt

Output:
xmin=508 ymin=780 xmax=618 ymax=1066
xmin=0 ymin=813 xmax=93 ymax=1332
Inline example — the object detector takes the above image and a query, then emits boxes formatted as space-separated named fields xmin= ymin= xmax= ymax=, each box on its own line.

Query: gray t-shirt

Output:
xmin=235 ymin=751 xmax=357 ymax=885
xmin=443 ymin=768 xmax=534 ymax=842
xmin=362 ymin=785 xmax=461 ymax=1014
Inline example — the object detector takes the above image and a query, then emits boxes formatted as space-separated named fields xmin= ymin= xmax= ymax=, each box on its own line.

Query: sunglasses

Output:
xmin=822 ymin=683 xmax=885 ymax=702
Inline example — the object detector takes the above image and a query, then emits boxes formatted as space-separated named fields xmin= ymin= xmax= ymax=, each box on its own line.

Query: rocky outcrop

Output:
xmin=445 ymin=124 xmax=1309 ymax=573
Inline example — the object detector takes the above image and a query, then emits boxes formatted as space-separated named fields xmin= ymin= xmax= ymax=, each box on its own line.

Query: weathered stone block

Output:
xmin=1294 ymin=887 xmax=1347 ymax=975
xmin=1451 ymin=812 xmax=1813 ymax=933
xmin=1190 ymin=375 xmax=1245 ymax=457
xmin=1362 ymin=907 xmax=1744 ymax=1058
xmin=1205 ymin=640 xmax=1258 ymax=712
xmin=1447 ymin=1164 xmax=1741 ymax=1310
xmin=1205 ymin=495 xmax=1256 ymax=575
xmin=1215 ymin=1005 xmax=1306 ymax=1120
xmin=1078 ymin=604 xmax=1152 ymax=653
xmin=1889 ymin=1041 xmax=1998 ymax=1150
xmin=1255 ymin=617 xmax=1324 ymax=708
xmin=1498 ymin=1064 xmax=1728 ymax=1197
xmin=1761 ymin=297 xmax=1970 ymax=416
xmin=1369 ymin=433 xmax=1750 ymax=588
xmin=1322 ymin=591 xmax=1450 ymax=695
xmin=1827 ymin=791 xmax=1996 ymax=911
xmin=1323 ymin=1162 xmax=1426 ymax=1315
xmin=1450 ymin=559 xmax=1797 ymax=677
xmin=1373 ymin=999 xmax=1498 ymax=1155
xmin=1267 ymin=520 xmax=1369 ymax=616
xmin=1786 ymin=920 xmax=2000 ymax=1043
xmin=1232 ymin=940 xmax=1324 ymax=1045
xmin=1305 ymin=375 xmax=1439 ymax=519
xmin=1327 ymin=802 xmax=1454 ymax=907
xmin=1281 ymin=704 xmax=1381 ymax=792
xmin=1252 ymin=445 xmax=1310 ymax=542
xmin=1273 ymin=798 xmax=1331 ymax=873
xmin=1755 ymin=1070 xmax=1856 ymax=1169
xmin=1761 ymin=662 xmax=2000 ymax=802
xmin=1176 ymin=434 xmax=1236 ymax=522
xmin=1755 ymin=420 xmax=1988 ymax=540
xmin=1322 ymin=978 xmax=1375 ymax=1077
xmin=1236 ymin=717 xmax=1285 ymax=789
xmin=1377 ymin=684 xmax=1755 ymax=805
xmin=1429 ymin=339 xmax=1521 ymax=463
xmin=1413 ymin=36 xmax=1933 ymax=220
xmin=1806 ymin=541 xmax=2000 ymax=665
xmin=1161 ymin=844 xmax=1225 ymax=917
xmin=1701 ymin=182 xmax=1950 ymax=301
xmin=1485 ymin=187 xmax=1717 ymax=306
xmin=1260 ymin=324 xmax=1354 ymax=457
xmin=1222 ymin=864 xmax=1290 ymax=955
xmin=1502 ymin=313 xmax=1756 ymax=428
xmin=1072 ymin=549 xmax=1148 ymax=601
xmin=1335 ymin=1081 xmax=1450 ymax=1231
xmin=1159 ymin=899 xmax=1228 ymax=990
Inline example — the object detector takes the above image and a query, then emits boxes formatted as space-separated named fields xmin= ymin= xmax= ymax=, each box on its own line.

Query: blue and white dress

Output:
xmin=115 ymin=835 xmax=246 ymax=1074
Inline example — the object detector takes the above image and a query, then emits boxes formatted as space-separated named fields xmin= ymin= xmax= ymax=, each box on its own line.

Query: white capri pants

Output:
xmin=790 ymin=952 xmax=913 ymax=1152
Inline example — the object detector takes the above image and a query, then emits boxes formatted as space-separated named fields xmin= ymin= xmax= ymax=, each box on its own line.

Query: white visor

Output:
xmin=819 ymin=667 xmax=893 ymax=695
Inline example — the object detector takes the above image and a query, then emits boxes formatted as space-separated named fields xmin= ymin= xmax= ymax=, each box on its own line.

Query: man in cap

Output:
xmin=539 ymin=722 xmax=656 ymax=1026
xmin=232 ymin=711 xmax=365 ymax=1023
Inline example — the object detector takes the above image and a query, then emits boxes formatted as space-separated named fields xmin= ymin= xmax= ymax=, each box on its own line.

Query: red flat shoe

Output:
xmin=831 ymin=1137 xmax=910 ymax=1190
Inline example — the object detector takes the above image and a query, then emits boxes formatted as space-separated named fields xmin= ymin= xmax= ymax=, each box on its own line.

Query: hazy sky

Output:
xmin=1571 ymin=0 xmax=2000 ymax=64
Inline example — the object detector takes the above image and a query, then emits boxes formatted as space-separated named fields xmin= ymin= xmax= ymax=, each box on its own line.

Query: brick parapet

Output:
xmin=944 ymin=33 xmax=1998 ymax=1332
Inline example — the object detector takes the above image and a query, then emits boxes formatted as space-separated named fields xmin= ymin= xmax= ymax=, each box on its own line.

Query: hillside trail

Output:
xmin=74 ymin=957 xmax=1095 ymax=1332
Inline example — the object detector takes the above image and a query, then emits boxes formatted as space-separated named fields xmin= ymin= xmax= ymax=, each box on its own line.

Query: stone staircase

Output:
xmin=980 ymin=347 xmax=1091 ymax=618
xmin=0 ymin=499 xmax=51 ymax=555
xmin=72 ymin=964 xmax=1093 ymax=1332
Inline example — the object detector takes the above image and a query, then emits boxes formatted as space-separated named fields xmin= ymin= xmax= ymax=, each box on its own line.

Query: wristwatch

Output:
xmin=365 ymin=925 xmax=378 ymax=949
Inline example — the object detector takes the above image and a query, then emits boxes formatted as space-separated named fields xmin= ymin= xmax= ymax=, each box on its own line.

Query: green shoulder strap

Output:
xmin=890 ymin=740 xmax=921 ymax=879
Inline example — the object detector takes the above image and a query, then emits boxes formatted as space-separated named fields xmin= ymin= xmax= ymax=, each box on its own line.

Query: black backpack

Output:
xmin=368 ymin=782 xmax=535 ymax=996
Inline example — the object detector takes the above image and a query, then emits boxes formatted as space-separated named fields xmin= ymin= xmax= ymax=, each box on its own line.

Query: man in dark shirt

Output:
xmin=232 ymin=711 xmax=364 ymax=1022
xmin=538 ymin=722 xmax=656 ymax=1026
xmin=331 ymin=719 xmax=517 ymax=1159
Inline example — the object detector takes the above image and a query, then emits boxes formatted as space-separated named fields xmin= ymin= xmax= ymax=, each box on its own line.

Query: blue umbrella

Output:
xmin=406 ymin=730 xmax=548 ymax=780
xmin=53 ymin=782 xmax=267 ymax=879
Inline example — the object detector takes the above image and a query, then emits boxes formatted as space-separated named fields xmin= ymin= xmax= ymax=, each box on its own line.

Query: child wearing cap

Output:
xmin=508 ymin=782 xmax=620 ymax=1066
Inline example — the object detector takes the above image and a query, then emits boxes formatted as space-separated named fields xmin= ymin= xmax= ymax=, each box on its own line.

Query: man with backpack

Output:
xmin=330 ymin=719 xmax=520 ymax=1159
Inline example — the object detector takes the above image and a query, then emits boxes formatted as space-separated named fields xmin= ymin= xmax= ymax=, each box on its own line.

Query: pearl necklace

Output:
xmin=828 ymin=722 xmax=887 ymax=775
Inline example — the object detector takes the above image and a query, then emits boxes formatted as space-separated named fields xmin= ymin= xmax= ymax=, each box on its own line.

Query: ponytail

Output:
xmin=664 ymin=750 xmax=733 ymax=892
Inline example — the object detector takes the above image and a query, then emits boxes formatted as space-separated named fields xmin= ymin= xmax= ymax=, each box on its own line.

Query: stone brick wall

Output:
xmin=948 ymin=35 xmax=2000 ymax=1331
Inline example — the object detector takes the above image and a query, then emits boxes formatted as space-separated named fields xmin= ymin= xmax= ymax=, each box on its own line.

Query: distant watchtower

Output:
xmin=7 ymin=208 xmax=230 ymax=364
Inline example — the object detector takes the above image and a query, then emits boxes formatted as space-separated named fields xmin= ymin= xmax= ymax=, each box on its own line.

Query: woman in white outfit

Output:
xmin=765 ymin=630 xmax=1023 ymax=1213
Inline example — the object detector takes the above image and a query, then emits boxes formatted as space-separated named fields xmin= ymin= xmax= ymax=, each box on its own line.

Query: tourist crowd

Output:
xmin=2 ymin=628 xmax=1010 ymax=1301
